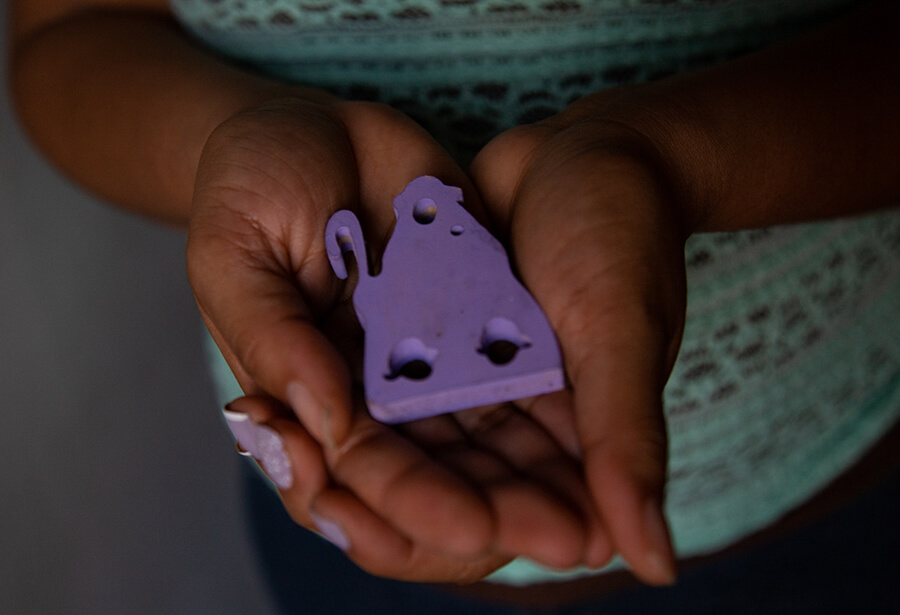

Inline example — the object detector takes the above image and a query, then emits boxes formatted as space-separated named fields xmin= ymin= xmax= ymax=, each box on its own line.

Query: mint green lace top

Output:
xmin=175 ymin=0 xmax=900 ymax=585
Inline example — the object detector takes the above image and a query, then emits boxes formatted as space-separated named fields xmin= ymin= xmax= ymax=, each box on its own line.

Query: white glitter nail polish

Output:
xmin=254 ymin=425 xmax=294 ymax=490
xmin=310 ymin=512 xmax=350 ymax=552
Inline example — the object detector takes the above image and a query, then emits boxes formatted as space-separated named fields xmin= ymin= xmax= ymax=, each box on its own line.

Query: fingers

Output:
xmin=221 ymin=380 xmax=498 ymax=566
xmin=310 ymin=488 xmax=509 ymax=583
xmin=325 ymin=414 xmax=495 ymax=558
xmin=222 ymin=396 xmax=328 ymax=524
xmin=222 ymin=396 xmax=508 ymax=583
xmin=519 ymin=390 xmax=582 ymax=459
xmin=451 ymin=404 xmax=612 ymax=569
xmin=398 ymin=408 xmax=611 ymax=570
xmin=568 ymin=314 xmax=677 ymax=586
xmin=190 ymin=236 xmax=355 ymax=446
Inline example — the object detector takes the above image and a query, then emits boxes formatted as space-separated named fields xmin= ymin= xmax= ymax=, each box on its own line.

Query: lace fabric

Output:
xmin=171 ymin=0 xmax=854 ymax=160
xmin=179 ymin=0 xmax=900 ymax=585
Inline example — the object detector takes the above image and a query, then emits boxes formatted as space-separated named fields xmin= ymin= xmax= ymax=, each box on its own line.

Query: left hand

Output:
xmin=469 ymin=91 xmax=691 ymax=584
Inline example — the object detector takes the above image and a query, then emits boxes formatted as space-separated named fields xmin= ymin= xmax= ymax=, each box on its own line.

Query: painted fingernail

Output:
xmin=223 ymin=407 xmax=259 ymax=457
xmin=222 ymin=406 xmax=293 ymax=490
xmin=254 ymin=425 xmax=294 ymax=490
xmin=310 ymin=511 xmax=350 ymax=551
xmin=287 ymin=381 xmax=333 ymax=449
xmin=644 ymin=500 xmax=677 ymax=585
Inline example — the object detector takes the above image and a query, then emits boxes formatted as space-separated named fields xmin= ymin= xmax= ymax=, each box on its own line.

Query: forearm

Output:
xmin=574 ymin=0 xmax=899 ymax=234
xmin=10 ymin=8 xmax=332 ymax=225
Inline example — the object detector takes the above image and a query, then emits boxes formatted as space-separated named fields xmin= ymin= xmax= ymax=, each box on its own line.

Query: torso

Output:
xmin=182 ymin=0 xmax=900 ymax=590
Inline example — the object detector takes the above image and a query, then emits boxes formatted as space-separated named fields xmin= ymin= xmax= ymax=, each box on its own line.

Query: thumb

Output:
xmin=503 ymin=149 xmax=685 ymax=585
xmin=567 ymin=308 xmax=677 ymax=586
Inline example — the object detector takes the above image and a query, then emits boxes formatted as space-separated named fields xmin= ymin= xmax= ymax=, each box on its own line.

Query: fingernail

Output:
xmin=222 ymin=406 xmax=293 ymax=490
xmin=321 ymin=406 xmax=335 ymax=451
xmin=287 ymin=381 xmax=333 ymax=448
xmin=223 ymin=407 xmax=259 ymax=457
xmin=310 ymin=511 xmax=350 ymax=551
xmin=644 ymin=499 xmax=677 ymax=585
xmin=254 ymin=425 xmax=294 ymax=490
xmin=585 ymin=529 xmax=614 ymax=569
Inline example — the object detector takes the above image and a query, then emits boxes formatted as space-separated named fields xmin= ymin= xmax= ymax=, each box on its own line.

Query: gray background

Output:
xmin=1 ymin=4 xmax=279 ymax=613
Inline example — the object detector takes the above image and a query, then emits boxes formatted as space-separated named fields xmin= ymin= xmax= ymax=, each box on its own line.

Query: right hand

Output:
xmin=186 ymin=99 xmax=610 ymax=582
xmin=469 ymin=93 xmax=691 ymax=585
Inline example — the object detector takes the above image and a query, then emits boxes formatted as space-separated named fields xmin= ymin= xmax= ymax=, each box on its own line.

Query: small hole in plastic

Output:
xmin=478 ymin=317 xmax=531 ymax=365
xmin=394 ymin=359 xmax=432 ymax=380
xmin=386 ymin=337 xmax=437 ymax=380
xmin=413 ymin=198 xmax=437 ymax=224
xmin=483 ymin=340 xmax=520 ymax=365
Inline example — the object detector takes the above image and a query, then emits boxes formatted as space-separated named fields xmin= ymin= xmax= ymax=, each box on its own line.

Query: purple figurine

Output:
xmin=325 ymin=176 xmax=565 ymax=423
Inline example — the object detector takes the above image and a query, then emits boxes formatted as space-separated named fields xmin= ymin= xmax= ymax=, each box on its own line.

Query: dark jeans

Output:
xmin=243 ymin=463 xmax=900 ymax=615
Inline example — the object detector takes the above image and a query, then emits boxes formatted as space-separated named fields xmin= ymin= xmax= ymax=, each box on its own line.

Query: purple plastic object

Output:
xmin=325 ymin=176 xmax=565 ymax=423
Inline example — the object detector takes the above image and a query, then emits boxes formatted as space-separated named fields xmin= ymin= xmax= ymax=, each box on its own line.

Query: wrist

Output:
xmin=555 ymin=86 xmax=723 ymax=238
